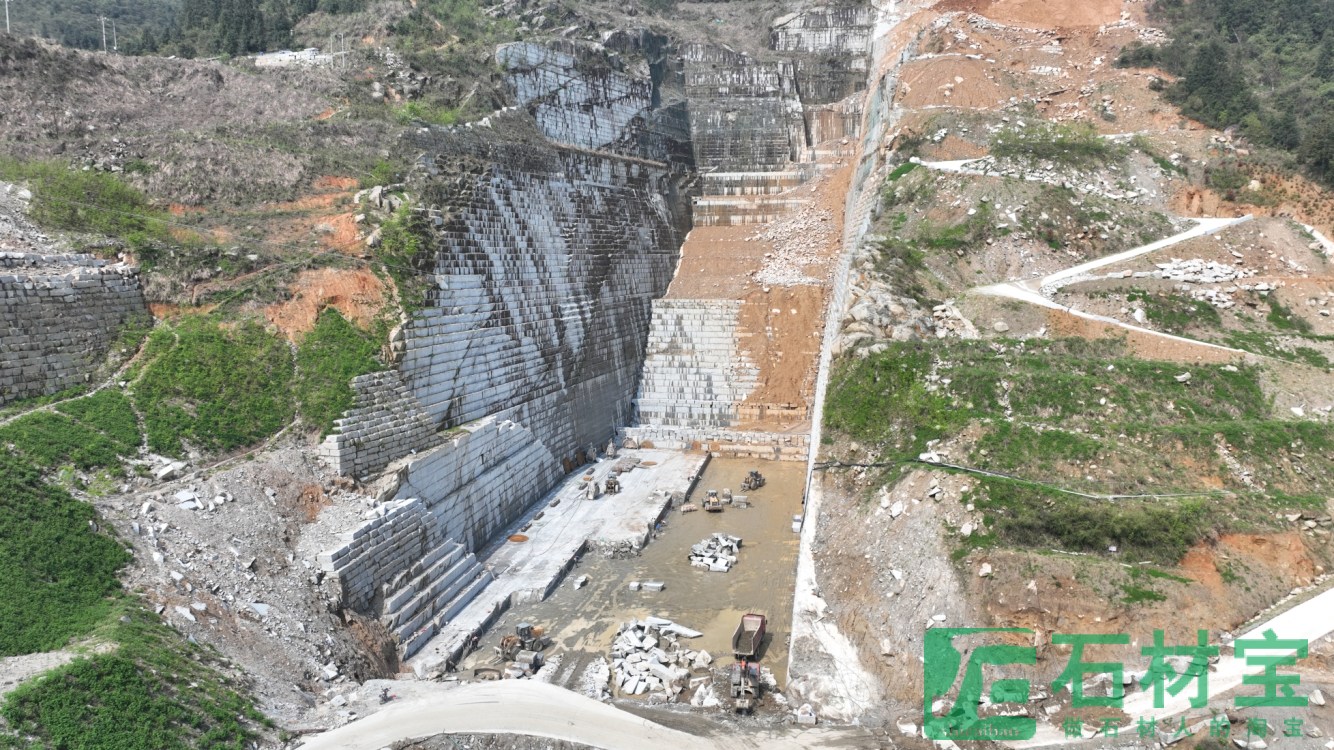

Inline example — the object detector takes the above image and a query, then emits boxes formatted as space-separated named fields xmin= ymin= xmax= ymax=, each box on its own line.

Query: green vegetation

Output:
xmin=54 ymin=391 xmax=143 ymax=452
xmin=133 ymin=318 xmax=295 ymax=455
xmin=393 ymin=101 xmax=464 ymax=127
xmin=0 ymin=453 xmax=129 ymax=656
xmin=825 ymin=344 xmax=968 ymax=458
xmin=1117 ymin=0 xmax=1334 ymax=185
xmin=917 ymin=203 xmax=995 ymax=254
xmin=1120 ymin=584 xmax=1169 ymax=605
xmin=0 ymin=411 xmax=132 ymax=474
xmin=1265 ymin=296 xmax=1313 ymax=333
xmin=886 ymin=162 xmax=919 ymax=182
xmin=827 ymin=338 xmax=1333 ymax=562
xmin=295 ymin=309 xmax=383 ymax=437
xmin=0 ymin=604 xmax=269 ymax=749
xmin=376 ymin=203 xmax=434 ymax=314
xmin=1127 ymin=289 xmax=1222 ymax=334
xmin=0 ymin=158 xmax=169 ymax=245
xmin=970 ymin=476 xmax=1211 ymax=565
xmin=990 ymin=121 xmax=1121 ymax=170
xmin=0 ymin=0 xmax=178 ymax=52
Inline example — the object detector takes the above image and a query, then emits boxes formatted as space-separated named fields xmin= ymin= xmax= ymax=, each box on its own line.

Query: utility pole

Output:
xmin=5 ymin=0 xmax=11 ymax=35
xmin=100 ymin=15 xmax=107 ymax=52
xmin=110 ymin=18 xmax=116 ymax=52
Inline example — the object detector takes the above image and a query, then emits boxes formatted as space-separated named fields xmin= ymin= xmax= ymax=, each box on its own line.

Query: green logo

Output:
xmin=923 ymin=627 xmax=1310 ymax=741
xmin=924 ymin=628 xmax=1037 ymax=741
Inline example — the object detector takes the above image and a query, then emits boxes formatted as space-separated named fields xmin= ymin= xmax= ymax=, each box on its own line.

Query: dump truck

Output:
xmin=731 ymin=613 xmax=766 ymax=658
xmin=703 ymin=489 xmax=723 ymax=512
xmin=730 ymin=660 xmax=760 ymax=714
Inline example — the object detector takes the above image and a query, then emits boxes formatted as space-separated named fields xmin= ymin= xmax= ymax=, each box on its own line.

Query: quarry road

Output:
xmin=296 ymin=679 xmax=873 ymax=750
xmin=1016 ymin=583 xmax=1334 ymax=747
xmin=971 ymin=216 xmax=1254 ymax=355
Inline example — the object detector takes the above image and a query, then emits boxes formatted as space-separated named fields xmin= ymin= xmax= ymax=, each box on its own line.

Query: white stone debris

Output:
xmin=611 ymin=619 xmax=709 ymax=700
xmin=689 ymin=533 xmax=742 ymax=572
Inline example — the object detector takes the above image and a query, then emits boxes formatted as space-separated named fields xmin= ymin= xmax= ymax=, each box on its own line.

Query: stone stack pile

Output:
xmin=689 ymin=533 xmax=742 ymax=572
xmin=611 ymin=617 xmax=712 ymax=699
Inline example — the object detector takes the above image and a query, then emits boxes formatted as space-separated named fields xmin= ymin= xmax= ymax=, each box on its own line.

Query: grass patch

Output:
xmin=1127 ymin=289 xmax=1222 ymax=335
xmin=0 ymin=412 xmax=128 ymax=473
xmin=973 ymin=424 xmax=1102 ymax=472
xmin=0 ymin=157 xmax=169 ymax=244
xmin=1265 ymin=296 xmax=1313 ymax=333
xmin=828 ymin=338 xmax=1333 ymax=561
xmin=294 ymin=309 xmax=384 ymax=437
xmin=0 ymin=604 xmax=269 ymax=749
xmin=0 ymin=452 xmax=130 ymax=656
xmin=990 ymin=121 xmax=1122 ymax=170
xmin=54 ymin=390 xmax=141 ymax=452
xmin=392 ymin=101 xmax=464 ymax=127
xmin=972 ymin=476 xmax=1211 ymax=564
xmin=1121 ymin=584 xmax=1168 ymax=605
xmin=133 ymin=318 xmax=294 ymax=456
xmin=825 ymin=344 xmax=968 ymax=459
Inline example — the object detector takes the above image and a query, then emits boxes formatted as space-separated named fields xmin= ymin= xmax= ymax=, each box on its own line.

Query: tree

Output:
xmin=1299 ymin=111 xmax=1334 ymax=183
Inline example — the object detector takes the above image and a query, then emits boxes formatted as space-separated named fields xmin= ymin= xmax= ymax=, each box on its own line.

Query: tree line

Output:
xmin=1119 ymin=0 xmax=1334 ymax=185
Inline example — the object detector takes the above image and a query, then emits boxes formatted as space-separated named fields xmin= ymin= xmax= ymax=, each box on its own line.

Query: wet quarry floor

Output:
xmin=459 ymin=457 xmax=806 ymax=704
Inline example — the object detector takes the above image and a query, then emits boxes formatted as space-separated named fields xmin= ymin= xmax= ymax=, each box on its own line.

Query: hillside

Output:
xmin=0 ymin=0 xmax=1332 ymax=748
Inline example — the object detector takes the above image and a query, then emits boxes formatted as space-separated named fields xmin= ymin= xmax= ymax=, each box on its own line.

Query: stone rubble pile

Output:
xmin=1149 ymin=258 xmax=1255 ymax=284
xmin=931 ymin=301 xmax=978 ymax=339
xmin=689 ymin=533 xmax=742 ymax=572
xmin=748 ymin=206 xmax=838 ymax=287
xmin=835 ymin=237 xmax=936 ymax=356
xmin=611 ymin=617 xmax=711 ymax=699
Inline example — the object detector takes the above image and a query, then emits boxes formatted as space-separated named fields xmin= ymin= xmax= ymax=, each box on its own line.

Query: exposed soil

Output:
xmin=264 ymin=268 xmax=388 ymax=339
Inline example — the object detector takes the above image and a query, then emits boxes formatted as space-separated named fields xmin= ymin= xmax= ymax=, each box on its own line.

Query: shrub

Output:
xmin=294 ymin=309 xmax=383 ymax=437
xmin=0 ymin=453 xmax=129 ymax=656
xmin=991 ymin=121 xmax=1120 ymax=170
xmin=133 ymin=318 xmax=294 ymax=455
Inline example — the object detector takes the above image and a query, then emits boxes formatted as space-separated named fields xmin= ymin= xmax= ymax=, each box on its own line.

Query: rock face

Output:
xmin=318 ymin=44 xmax=692 ymax=660
xmin=0 ymin=252 xmax=148 ymax=405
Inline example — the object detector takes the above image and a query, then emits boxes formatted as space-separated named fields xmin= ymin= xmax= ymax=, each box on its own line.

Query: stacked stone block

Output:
xmin=316 ymin=498 xmax=492 ymax=660
xmin=319 ymin=369 xmax=437 ymax=479
xmin=0 ymin=252 xmax=148 ymax=405
xmin=622 ymin=425 xmax=810 ymax=461
xmin=635 ymin=300 xmax=760 ymax=429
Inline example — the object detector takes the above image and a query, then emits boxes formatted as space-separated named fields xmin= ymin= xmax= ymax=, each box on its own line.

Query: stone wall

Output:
xmin=622 ymin=425 xmax=809 ymax=461
xmin=635 ymin=299 xmax=760 ymax=429
xmin=0 ymin=252 xmax=148 ymax=405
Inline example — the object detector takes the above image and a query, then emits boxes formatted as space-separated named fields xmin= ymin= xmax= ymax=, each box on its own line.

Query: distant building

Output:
xmin=255 ymin=47 xmax=333 ymax=68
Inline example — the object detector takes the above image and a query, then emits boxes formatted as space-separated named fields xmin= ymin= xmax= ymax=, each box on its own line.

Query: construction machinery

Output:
xmin=603 ymin=476 xmax=621 ymax=494
xmin=740 ymin=470 xmax=765 ymax=492
xmin=497 ymin=622 xmax=549 ymax=661
xmin=702 ymin=489 xmax=723 ymax=512
xmin=731 ymin=613 xmax=766 ymax=659
xmin=729 ymin=661 xmax=760 ymax=714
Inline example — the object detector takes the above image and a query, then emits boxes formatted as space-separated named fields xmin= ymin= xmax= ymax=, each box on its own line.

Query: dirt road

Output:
xmin=295 ymin=680 xmax=877 ymax=750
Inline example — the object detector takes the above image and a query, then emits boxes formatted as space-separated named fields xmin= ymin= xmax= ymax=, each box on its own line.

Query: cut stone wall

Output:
xmin=635 ymin=299 xmax=760 ymax=429
xmin=622 ymin=425 xmax=809 ymax=461
xmin=0 ymin=252 xmax=148 ymax=405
